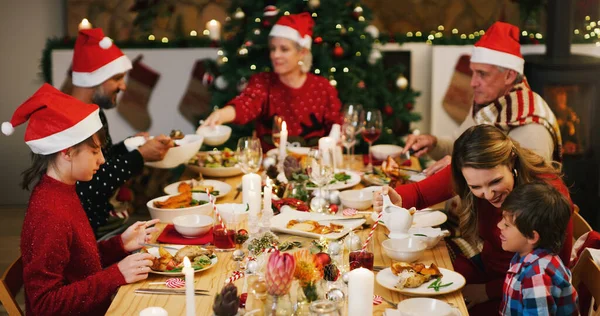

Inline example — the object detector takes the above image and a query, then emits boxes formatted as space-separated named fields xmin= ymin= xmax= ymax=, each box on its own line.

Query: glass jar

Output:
xmin=263 ymin=293 xmax=293 ymax=316
xmin=309 ymin=300 xmax=341 ymax=316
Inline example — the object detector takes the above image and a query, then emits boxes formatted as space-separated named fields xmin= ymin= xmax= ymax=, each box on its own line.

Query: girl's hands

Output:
xmin=118 ymin=252 xmax=155 ymax=283
xmin=121 ymin=219 xmax=160 ymax=252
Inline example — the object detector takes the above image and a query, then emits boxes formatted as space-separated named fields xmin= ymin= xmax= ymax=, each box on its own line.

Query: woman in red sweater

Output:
xmin=374 ymin=125 xmax=573 ymax=315
xmin=201 ymin=13 xmax=342 ymax=151
xmin=3 ymin=84 xmax=158 ymax=315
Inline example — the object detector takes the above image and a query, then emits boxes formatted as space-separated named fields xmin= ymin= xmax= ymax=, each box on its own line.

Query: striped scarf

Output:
xmin=472 ymin=81 xmax=563 ymax=161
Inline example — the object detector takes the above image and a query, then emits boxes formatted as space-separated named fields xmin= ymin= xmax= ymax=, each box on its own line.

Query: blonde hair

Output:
xmin=268 ymin=36 xmax=312 ymax=73
xmin=450 ymin=125 xmax=561 ymax=242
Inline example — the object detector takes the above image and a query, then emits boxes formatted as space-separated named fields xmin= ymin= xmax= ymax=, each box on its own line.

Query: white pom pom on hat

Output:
xmin=99 ymin=37 xmax=113 ymax=49
xmin=1 ymin=122 xmax=14 ymax=136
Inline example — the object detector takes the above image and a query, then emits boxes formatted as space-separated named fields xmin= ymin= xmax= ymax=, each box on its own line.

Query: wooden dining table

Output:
xmin=106 ymin=155 xmax=469 ymax=315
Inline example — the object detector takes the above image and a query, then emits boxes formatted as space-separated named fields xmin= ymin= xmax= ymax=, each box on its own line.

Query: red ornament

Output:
xmin=314 ymin=36 xmax=323 ymax=44
xmin=333 ymin=46 xmax=344 ymax=57
xmin=328 ymin=204 xmax=338 ymax=214
xmin=237 ymin=228 xmax=248 ymax=236
xmin=239 ymin=293 xmax=248 ymax=308
xmin=314 ymin=252 xmax=332 ymax=267
xmin=262 ymin=20 xmax=272 ymax=27
xmin=357 ymin=81 xmax=365 ymax=89
xmin=405 ymin=102 xmax=414 ymax=110
xmin=383 ymin=104 xmax=394 ymax=115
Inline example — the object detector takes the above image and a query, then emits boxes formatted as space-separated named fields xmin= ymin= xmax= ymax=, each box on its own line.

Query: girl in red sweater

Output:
xmin=2 ymin=84 xmax=158 ymax=315
xmin=374 ymin=125 xmax=573 ymax=315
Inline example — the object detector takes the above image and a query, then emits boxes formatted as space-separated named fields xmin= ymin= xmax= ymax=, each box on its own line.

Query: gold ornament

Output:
xmin=234 ymin=8 xmax=245 ymax=19
xmin=396 ymin=75 xmax=408 ymax=89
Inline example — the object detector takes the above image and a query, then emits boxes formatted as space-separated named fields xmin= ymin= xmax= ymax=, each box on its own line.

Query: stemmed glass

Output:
xmin=341 ymin=122 xmax=356 ymax=170
xmin=236 ymin=137 xmax=263 ymax=238
xmin=342 ymin=104 xmax=363 ymax=156
xmin=361 ymin=109 xmax=383 ymax=173
xmin=272 ymin=115 xmax=284 ymax=148
xmin=305 ymin=148 xmax=334 ymax=213
xmin=237 ymin=137 xmax=263 ymax=174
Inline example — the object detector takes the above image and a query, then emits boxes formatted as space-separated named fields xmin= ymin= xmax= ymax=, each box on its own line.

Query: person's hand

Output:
xmin=462 ymin=284 xmax=489 ymax=309
xmin=372 ymin=185 xmax=403 ymax=213
xmin=134 ymin=132 xmax=150 ymax=138
xmin=117 ymin=252 xmax=155 ymax=283
xmin=137 ymin=135 xmax=173 ymax=162
xmin=402 ymin=134 xmax=438 ymax=157
xmin=424 ymin=155 xmax=451 ymax=177
xmin=201 ymin=109 xmax=223 ymax=127
xmin=121 ymin=219 xmax=160 ymax=252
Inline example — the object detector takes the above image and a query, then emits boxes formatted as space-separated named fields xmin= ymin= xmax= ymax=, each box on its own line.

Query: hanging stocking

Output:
xmin=60 ymin=65 xmax=73 ymax=95
xmin=178 ymin=59 xmax=214 ymax=125
xmin=117 ymin=55 xmax=160 ymax=131
xmin=442 ymin=54 xmax=473 ymax=124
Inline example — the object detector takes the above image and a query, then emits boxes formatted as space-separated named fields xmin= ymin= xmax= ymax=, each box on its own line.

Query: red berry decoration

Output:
xmin=383 ymin=104 xmax=393 ymax=116
xmin=239 ymin=293 xmax=248 ymax=308
xmin=314 ymin=36 xmax=323 ymax=44
xmin=333 ymin=46 xmax=344 ymax=57
xmin=328 ymin=204 xmax=338 ymax=214
xmin=314 ymin=252 xmax=332 ymax=267
xmin=357 ymin=81 xmax=365 ymax=89
xmin=405 ymin=102 xmax=414 ymax=110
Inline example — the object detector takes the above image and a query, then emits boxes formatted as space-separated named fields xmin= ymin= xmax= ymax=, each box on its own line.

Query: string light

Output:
xmin=255 ymin=18 xmax=261 ymax=23
xmin=336 ymin=24 xmax=342 ymax=29
xmin=522 ymin=30 xmax=528 ymax=36
xmin=474 ymin=31 xmax=480 ymax=36
xmin=222 ymin=57 xmax=229 ymax=63
xmin=480 ymin=30 xmax=485 ymax=35
xmin=190 ymin=30 xmax=197 ymax=36
xmin=161 ymin=37 xmax=169 ymax=43
xmin=315 ymin=69 xmax=321 ymax=74
xmin=584 ymin=34 xmax=590 ymax=39
xmin=595 ymin=28 xmax=600 ymax=34
xmin=435 ymin=32 xmax=442 ymax=38
xmin=437 ymin=25 xmax=444 ymax=31
xmin=348 ymin=27 xmax=354 ymax=32
xmin=574 ymin=29 xmax=580 ymax=35
xmin=452 ymin=28 xmax=458 ymax=34
xmin=460 ymin=34 xmax=467 ymax=39
xmin=148 ymin=34 xmax=155 ymax=41
xmin=329 ymin=79 xmax=337 ymax=86
xmin=284 ymin=11 xmax=290 ymax=15
xmin=596 ymin=42 xmax=600 ymax=47
xmin=330 ymin=67 xmax=336 ymax=72
xmin=591 ymin=22 xmax=597 ymax=27
xmin=360 ymin=34 xmax=366 ymax=39
xmin=250 ymin=64 xmax=256 ymax=70
xmin=217 ymin=50 xmax=224 ymax=56
xmin=312 ymin=13 xmax=317 ymax=17
xmin=468 ymin=34 xmax=475 ymax=39
xmin=535 ymin=33 xmax=543 ymax=39
xmin=358 ymin=16 xmax=365 ymax=22
xmin=415 ymin=31 xmax=422 ymax=37
xmin=343 ymin=67 xmax=349 ymax=72
xmin=586 ymin=25 xmax=592 ymax=31
xmin=585 ymin=16 xmax=591 ymax=21
xmin=355 ymin=51 xmax=361 ymax=56
xmin=427 ymin=34 xmax=434 ymax=40
xmin=407 ymin=32 xmax=413 ymax=37
xmin=203 ymin=29 xmax=210 ymax=36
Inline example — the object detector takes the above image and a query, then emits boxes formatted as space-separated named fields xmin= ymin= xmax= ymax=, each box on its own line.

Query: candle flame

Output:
xmin=208 ymin=19 xmax=220 ymax=27
xmin=78 ymin=18 xmax=92 ymax=30
xmin=183 ymin=256 xmax=191 ymax=267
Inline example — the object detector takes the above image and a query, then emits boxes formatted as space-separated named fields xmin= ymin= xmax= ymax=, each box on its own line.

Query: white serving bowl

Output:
xmin=147 ymin=192 xmax=212 ymax=223
xmin=287 ymin=146 xmax=311 ymax=157
xmin=382 ymin=237 xmax=427 ymax=262
xmin=216 ymin=203 xmax=249 ymax=225
xmin=409 ymin=227 xmax=447 ymax=249
xmin=196 ymin=125 xmax=232 ymax=146
xmin=370 ymin=144 xmax=403 ymax=161
xmin=142 ymin=135 xmax=204 ymax=169
xmin=339 ymin=189 xmax=372 ymax=210
xmin=173 ymin=214 xmax=213 ymax=238
xmin=397 ymin=298 xmax=454 ymax=316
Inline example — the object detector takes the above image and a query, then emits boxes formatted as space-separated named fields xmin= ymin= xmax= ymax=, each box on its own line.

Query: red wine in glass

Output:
xmin=362 ymin=129 xmax=381 ymax=143
xmin=213 ymin=226 xmax=236 ymax=250
xmin=349 ymin=250 xmax=375 ymax=270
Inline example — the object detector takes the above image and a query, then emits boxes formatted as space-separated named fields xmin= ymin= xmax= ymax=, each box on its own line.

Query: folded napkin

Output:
xmin=157 ymin=224 xmax=213 ymax=245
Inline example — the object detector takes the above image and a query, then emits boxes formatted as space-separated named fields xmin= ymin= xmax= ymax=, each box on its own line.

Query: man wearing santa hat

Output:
xmin=70 ymin=27 xmax=172 ymax=235
xmin=403 ymin=22 xmax=561 ymax=175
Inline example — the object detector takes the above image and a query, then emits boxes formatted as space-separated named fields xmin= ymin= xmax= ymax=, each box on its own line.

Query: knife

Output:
xmin=135 ymin=289 xmax=209 ymax=295
xmin=140 ymin=243 xmax=181 ymax=251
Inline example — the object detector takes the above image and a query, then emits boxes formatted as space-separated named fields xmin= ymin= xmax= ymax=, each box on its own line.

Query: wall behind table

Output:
xmin=52 ymin=48 xmax=219 ymax=143
xmin=0 ymin=0 xmax=64 ymax=206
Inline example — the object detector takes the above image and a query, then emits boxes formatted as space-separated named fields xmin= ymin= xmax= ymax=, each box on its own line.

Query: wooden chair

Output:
xmin=0 ymin=256 xmax=24 ymax=316
xmin=572 ymin=249 xmax=600 ymax=316
xmin=573 ymin=205 xmax=593 ymax=241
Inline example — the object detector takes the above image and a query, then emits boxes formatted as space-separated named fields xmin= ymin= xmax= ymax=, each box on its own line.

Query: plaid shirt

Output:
xmin=500 ymin=248 xmax=579 ymax=315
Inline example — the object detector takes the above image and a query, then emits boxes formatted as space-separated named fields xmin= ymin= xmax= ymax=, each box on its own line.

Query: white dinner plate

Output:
xmin=269 ymin=208 xmax=365 ymax=240
xmin=187 ymin=164 xmax=244 ymax=178
xmin=376 ymin=267 xmax=466 ymax=296
xmin=145 ymin=245 xmax=218 ymax=276
xmin=163 ymin=179 xmax=231 ymax=198
xmin=372 ymin=210 xmax=448 ymax=228
xmin=306 ymin=170 xmax=362 ymax=191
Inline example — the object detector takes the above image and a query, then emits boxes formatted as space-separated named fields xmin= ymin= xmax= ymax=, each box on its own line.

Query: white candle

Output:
xmin=318 ymin=136 xmax=336 ymax=169
xmin=78 ymin=18 xmax=92 ymax=30
xmin=183 ymin=257 xmax=195 ymax=316
xmin=347 ymin=267 xmax=374 ymax=316
xmin=279 ymin=121 xmax=288 ymax=163
xmin=263 ymin=178 xmax=272 ymax=212
xmin=242 ymin=173 xmax=262 ymax=216
xmin=206 ymin=19 xmax=221 ymax=41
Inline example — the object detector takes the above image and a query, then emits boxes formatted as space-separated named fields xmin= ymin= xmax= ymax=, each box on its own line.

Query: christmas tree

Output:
xmin=208 ymin=0 xmax=421 ymax=150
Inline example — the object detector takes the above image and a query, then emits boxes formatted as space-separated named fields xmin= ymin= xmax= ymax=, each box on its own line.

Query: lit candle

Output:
xmin=78 ymin=18 xmax=92 ymax=30
xmin=348 ymin=267 xmax=374 ymax=316
xmin=279 ymin=121 xmax=288 ymax=163
xmin=263 ymin=177 xmax=272 ymax=212
xmin=183 ymin=257 xmax=195 ymax=316
xmin=242 ymin=173 xmax=262 ymax=216
xmin=206 ymin=19 xmax=221 ymax=41
xmin=318 ymin=136 xmax=336 ymax=168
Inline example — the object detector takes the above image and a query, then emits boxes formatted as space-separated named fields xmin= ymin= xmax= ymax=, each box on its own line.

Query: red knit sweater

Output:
xmin=230 ymin=72 xmax=342 ymax=151
xmin=21 ymin=175 xmax=128 ymax=315
xmin=395 ymin=165 xmax=574 ymax=299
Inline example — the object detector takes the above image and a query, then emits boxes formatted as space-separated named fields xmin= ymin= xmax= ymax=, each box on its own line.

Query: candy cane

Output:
xmin=373 ymin=295 xmax=383 ymax=305
xmin=362 ymin=211 xmax=383 ymax=251
xmin=342 ymin=208 xmax=358 ymax=216
xmin=225 ymin=271 xmax=245 ymax=284
xmin=207 ymin=188 xmax=225 ymax=228
xmin=149 ymin=278 xmax=185 ymax=288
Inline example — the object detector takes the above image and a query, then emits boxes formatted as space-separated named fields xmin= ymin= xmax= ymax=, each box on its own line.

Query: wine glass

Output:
xmin=272 ymin=115 xmax=284 ymax=148
xmin=341 ymin=122 xmax=356 ymax=170
xmin=342 ymin=104 xmax=363 ymax=157
xmin=305 ymin=148 xmax=334 ymax=213
xmin=236 ymin=137 xmax=263 ymax=174
xmin=360 ymin=109 xmax=383 ymax=173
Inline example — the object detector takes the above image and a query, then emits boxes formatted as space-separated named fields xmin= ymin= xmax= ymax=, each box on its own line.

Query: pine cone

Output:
xmin=323 ymin=264 xmax=339 ymax=281
xmin=283 ymin=156 xmax=302 ymax=180
xmin=212 ymin=283 xmax=240 ymax=316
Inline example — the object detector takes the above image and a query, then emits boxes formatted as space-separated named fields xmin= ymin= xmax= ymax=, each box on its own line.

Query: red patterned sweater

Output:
xmin=395 ymin=165 xmax=574 ymax=299
xmin=21 ymin=175 xmax=128 ymax=315
xmin=230 ymin=72 xmax=342 ymax=151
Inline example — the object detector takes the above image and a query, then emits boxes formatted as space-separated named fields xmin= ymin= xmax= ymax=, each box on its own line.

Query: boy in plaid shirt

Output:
xmin=498 ymin=182 xmax=578 ymax=315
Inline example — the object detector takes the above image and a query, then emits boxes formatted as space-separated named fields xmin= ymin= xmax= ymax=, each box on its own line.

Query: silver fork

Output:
xmin=380 ymin=296 xmax=398 ymax=308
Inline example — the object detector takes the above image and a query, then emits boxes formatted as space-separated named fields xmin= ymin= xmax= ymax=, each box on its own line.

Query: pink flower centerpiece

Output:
xmin=265 ymin=250 xmax=296 ymax=296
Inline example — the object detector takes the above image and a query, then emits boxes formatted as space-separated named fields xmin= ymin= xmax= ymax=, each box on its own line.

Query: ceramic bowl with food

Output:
xmin=216 ymin=203 xmax=249 ymax=225
xmin=187 ymin=149 xmax=243 ymax=177
xmin=173 ymin=214 xmax=213 ymax=238
xmin=370 ymin=144 xmax=403 ymax=161
xmin=124 ymin=135 xmax=204 ymax=169
xmin=196 ymin=125 xmax=232 ymax=146
xmin=339 ymin=189 xmax=372 ymax=211
xmin=382 ymin=237 xmax=427 ymax=262
xmin=147 ymin=192 xmax=212 ymax=223
xmin=408 ymin=227 xmax=448 ymax=249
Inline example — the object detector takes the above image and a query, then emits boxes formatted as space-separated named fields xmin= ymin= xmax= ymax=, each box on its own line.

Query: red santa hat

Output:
xmin=471 ymin=22 xmax=524 ymax=74
xmin=269 ymin=12 xmax=314 ymax=49
xmin=72 ymin=28 xmax=132 ymax=87
xmin=1 ymin=83 xmax=102 ymax=155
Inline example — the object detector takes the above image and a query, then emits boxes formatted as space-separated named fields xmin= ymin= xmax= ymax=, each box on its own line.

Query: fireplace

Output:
xmin=524 ymin=0 xmax=600 ymax=229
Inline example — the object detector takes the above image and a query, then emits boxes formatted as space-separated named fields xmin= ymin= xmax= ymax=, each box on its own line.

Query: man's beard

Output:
xmin=92 ymin=88 xmax=119 ymax=109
